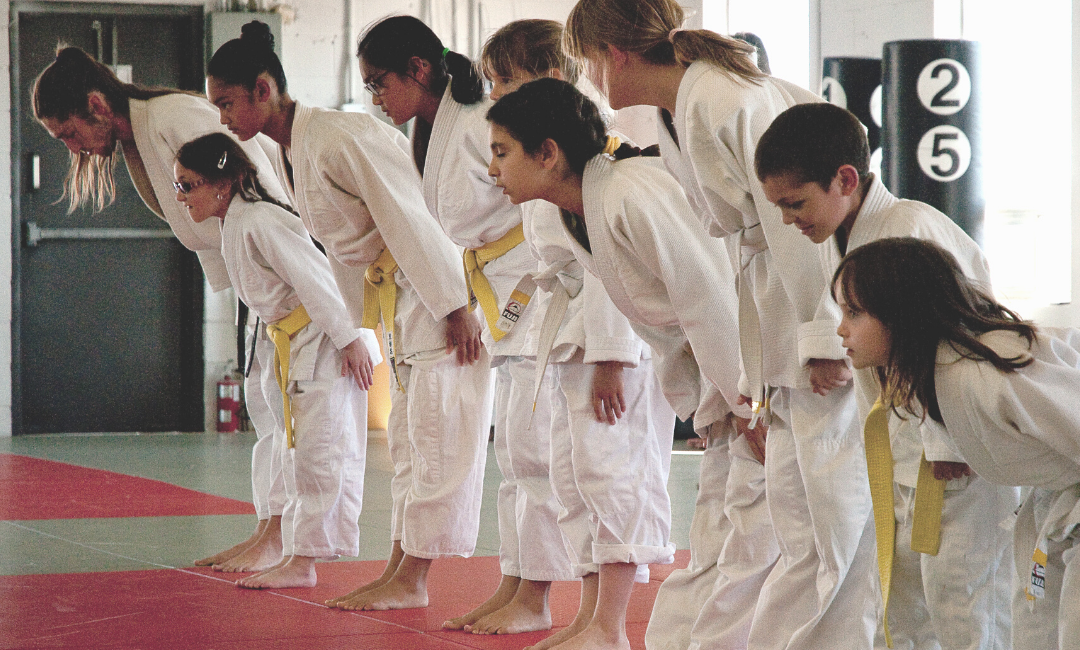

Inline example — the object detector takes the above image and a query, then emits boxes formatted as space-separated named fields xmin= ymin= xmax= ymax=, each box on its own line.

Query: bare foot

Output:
xmin=546 ymin=624 xmax=630 ymax=650
xmin=195 ymin=518 xmax=266 ymax=566
xmin=335 ymin=553 xmax=431 ymax=611
xmin=443 ymin=574 xmax=520 ymax=630
xmin=526 ymin=616 xmax=590 ymax=650
xmin=214 ymin=516 xmax=282 ymax=573
xmin=325 ymin=541 xmax=404 ymax=608
xmin=468 ymin=579 xmax=552 ymax=635
xmin=236 ymin=555 xmax=316 ymax=589
xmin=336 ymin=576 xmax=428 ymax=610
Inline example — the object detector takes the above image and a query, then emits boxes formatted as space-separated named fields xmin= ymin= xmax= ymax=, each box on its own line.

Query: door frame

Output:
xmin=10 ymin=2 xmax=205 ymax=434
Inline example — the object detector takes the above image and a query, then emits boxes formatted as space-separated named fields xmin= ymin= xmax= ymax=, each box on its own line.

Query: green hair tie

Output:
xmin=441 ymin=47 xmax=450 ymax=60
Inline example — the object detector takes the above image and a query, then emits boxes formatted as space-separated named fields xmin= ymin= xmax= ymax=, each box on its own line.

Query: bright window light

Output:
xmin=963 ymin=0 xmax=1072 ymax=309
xmin=702 ymin=0 xmax=811 ymax=89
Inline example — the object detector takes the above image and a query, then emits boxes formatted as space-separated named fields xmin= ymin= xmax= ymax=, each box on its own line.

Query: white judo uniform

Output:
xmin=272 ymin=102 xmax=494 ymax=558
xmin=418 ymin=82 xmax=571 ymax=580
xmin=124 ymin=93 xmax=289 ymax=523
xmin=816 ymin=177 xmax=1020 ymax=650
xmin=524 ymin=197 xmax=676 ymax=582
xmin=219 ymin=197 xmax=375 ymax=559
xmin=656 ymin=61 xmax=876 ymax=650
xmin=926 ymin=328 xmax=1080 ymax=650
xmin=556 ymin=153 xmax=778 ymax=650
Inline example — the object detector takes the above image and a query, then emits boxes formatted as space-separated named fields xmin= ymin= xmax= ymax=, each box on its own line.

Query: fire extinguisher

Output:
xmin=217 ymin=374 xmax=241 ymax=433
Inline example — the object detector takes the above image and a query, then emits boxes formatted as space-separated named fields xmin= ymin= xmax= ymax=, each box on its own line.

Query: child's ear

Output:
xmin=836 ymin=165 xmax=861 ymax=196
xmin=538 ymin=138 xmax=561 ymax=170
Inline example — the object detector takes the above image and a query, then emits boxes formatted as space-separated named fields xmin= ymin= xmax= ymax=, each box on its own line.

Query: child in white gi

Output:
xmin=206 ymin=20 xmax=492 ymax=611
xmin=174 ymin=133 xmax=377 ymax=588
xmin=565 ymin=3 xmax=879 ymax=648
xmin=480 ymin=21 xmax=677 ymax=647
xmin=487 ymin=77 xmax=765 ymax=650
xmin=832 ymin=237 xmax=1080 ymax=650
xmin=756 ymin=103 xmax=1020 ymax=650
xmin=355 ymin=15 xmax=576 ymax=624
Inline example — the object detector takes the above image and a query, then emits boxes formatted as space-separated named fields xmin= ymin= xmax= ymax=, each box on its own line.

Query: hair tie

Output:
xmin=441 ymin=47 xmax=450 ymax=60
xmin=217 ymin=151 xmax=228 ymax=170
xmin=668 ymin=28 xmax=682 ymax=42
xmin=602 ymin=135 xmax=621 ymax=157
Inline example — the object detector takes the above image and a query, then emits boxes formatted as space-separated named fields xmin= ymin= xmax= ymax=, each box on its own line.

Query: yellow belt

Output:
xmin=362 ymin=248 xmax=404 ymax=392
xmin=463 ymin=223 xmax=527 ymax=342
xmin=266 ymin=304 xmax=312 ymax=449
xmin=865 ymin=399 xmax=947 ymax=648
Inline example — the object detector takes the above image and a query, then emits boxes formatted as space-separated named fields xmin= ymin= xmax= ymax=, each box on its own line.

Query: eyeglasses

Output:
xmin=364 ymin=70 xmax=392 ymax=97
xmin=173 ymin=178 xmax=208 ymax=194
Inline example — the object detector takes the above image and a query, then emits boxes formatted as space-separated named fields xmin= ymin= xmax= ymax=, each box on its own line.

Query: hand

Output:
xmin=932 ymin=461 xmax=973 ymax=481
xmin=445 ymin=306 xmax=483 ymax=366
xmin=592 ymin=361 xmax=626 ymax=425
xmin=341 ymin=337 xmax=374 ymax=391
xmin=734 ymin=414 xmax=768 ymax=464
xmin=807 ymin=358 xmax=853 ymax=396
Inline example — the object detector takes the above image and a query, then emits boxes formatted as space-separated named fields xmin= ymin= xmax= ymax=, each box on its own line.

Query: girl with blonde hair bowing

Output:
xmin=565 ymin=2 xmax=878 ymax=649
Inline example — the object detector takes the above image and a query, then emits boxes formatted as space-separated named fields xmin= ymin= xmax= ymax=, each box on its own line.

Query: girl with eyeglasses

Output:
xmin=355 ymin=15 xmax=581 ymax=625
xmin=174 ymin=132 xmax=375 ymax=589
xmin=206 ymin=20 xmax=494 ymax=607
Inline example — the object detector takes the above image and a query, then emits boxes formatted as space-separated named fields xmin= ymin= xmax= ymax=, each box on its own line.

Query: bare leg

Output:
xmin=214 ymin=515 xmax=284 ymax=573
xmin=195 ymin=517 xmax=267 ymax=566
xmin=548 ymin=563 xmax=635 ymax=650
xmin=334 ymin=552 xmax=432 ymax=611
xmin=468 ymin=579 xmax=553 ymax=635
xmin=236 ymin=554 xmax=317 ymax=589
xmin=325 ymin=540 xmax=405 ymax=607
xmin=526 ymin=573 xmax=599 ymax=650
xmin=443 ymin=574 xmax=522 ymax=629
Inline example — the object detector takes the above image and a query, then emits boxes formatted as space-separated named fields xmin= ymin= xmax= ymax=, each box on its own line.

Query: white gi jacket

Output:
xmin=273 ymin=102 xmax=466 ymax=355
xmin=219 ymin=197 xmax=379 ymax=372
xmin=562 ymin=153 xmax=745 ymax=422
xmin=821 ymin=176 xmax=992 ymax=484
xmin=125 ymin=93 xmax=287 ymax=291
xmin=522 ymin=199 xmax=645 ymax=367
xmin=656 ymin=61 xmax=826 ymax=389
xmin=934 ymin=328 xmax=1080 ymax=570
xmin=418 ymin=82 xmax=534 ymax=357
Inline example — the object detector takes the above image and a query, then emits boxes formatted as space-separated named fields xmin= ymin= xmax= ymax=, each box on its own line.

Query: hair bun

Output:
xmin=240 ymin=20 xmax=274 ymax=51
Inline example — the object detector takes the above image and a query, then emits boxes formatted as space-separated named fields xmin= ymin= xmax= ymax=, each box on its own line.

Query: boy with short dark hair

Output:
xmin=755 ymin=102 xmax=1020 ymax=650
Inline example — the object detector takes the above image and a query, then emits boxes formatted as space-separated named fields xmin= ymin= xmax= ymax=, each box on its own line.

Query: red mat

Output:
xmin=0 ymin=454 xmax=255 ymax=521
xmin=0 ymin=552 xmax=690 ymax=650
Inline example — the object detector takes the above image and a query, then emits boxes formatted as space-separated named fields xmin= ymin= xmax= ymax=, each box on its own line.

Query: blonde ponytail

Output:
xmin=564 ymin=0 xmax=764 ymax=84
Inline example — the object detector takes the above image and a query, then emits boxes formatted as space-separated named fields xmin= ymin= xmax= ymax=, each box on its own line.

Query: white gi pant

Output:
xmin=1010 ymin=488 xmax=1080 ymax=650
xmin=493 ymin=356 xmax=575 ymax=581
xmin=747 ymin=386 xmax=878 ymax=650
xmin=255 ymin=326 xmax=367 ymax=559
xmin=876 ymin=477 xmax=1019 ymax=650
xmin=548 ymin=360 xmax=676 ymax=580
xmin=646 ymin=417 xmax=778 ymax=650
xmin=248 ymin=333 xmax=286 ymax=520
xmin=387 ymin=347 xmax=495 ymax=558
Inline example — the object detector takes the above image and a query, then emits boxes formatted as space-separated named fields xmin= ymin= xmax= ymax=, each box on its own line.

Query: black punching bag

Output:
xmin=822 ymin=58 xmax=882 ymax=160
xmin=882 ymin=40 xmax=983 ymax=244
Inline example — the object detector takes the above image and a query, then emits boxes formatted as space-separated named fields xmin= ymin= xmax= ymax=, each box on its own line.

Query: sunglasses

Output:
xmin=173 ymin=178 xmax=208 ymax=194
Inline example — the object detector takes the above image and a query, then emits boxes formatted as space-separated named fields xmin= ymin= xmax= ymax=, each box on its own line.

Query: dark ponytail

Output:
xmin=176 ymin=132 xmax=291 ymax=213
xmin=356 ymin=15 xmax=483 ymax=106
xmin=207 ymin=20 xmax=288 ymax=93
xmin=486 ymin=78 xmax=606 ymax=175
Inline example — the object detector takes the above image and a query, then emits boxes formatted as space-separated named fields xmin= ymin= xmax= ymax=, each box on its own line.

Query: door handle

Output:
xmin=23 ymin=222 xmax=174 ymax=247
xmin=29 ymin=153 xmax=40 ymax=191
